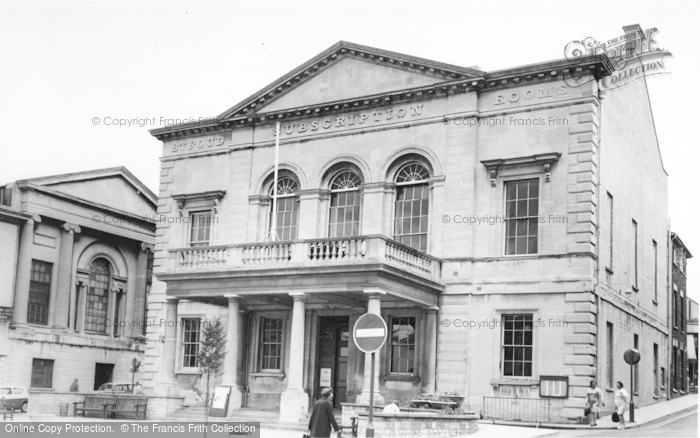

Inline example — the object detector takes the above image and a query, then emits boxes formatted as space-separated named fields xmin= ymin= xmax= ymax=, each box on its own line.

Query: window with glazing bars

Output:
xmin=390 ymin=316 xmax=416 ymax=373
xmin=28 ymin=260 xmax=52 ymax=325
xmin=505 ymin=180 xmax=539 ymax=255
xmin=182 ymin=318 xmax=201 ymax=368
xmin=189 ymin=211 xmax=212 ymax=246
xmin=86 ymin=259 xmax=110 ymax=333
xmin=393 ymin=164 xmax=430 ymax=252
xmin=31 ymin=359 xmax=54 ymax=388
xmin=270 ymin=176 xmax=299 ymax=241
xmin=502 ymin=314 xmax=533 ymax=377
xmin=329 ymin=171 xmax=361 ymax=238
xmin=260 ymin=317 xmax=283 ymax=371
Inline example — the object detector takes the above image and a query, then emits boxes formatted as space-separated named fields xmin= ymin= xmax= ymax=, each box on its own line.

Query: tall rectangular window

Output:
xmin=607 ymin=322 xmax=614 ymax=387
xmin=31 ymin=359 xmax=54 ymax=388
xmin=502 ymin=314 xmax=533 ymax=377
xmin=632 ymin=219 xmax=638 ymax=288
xmin=189 ymin=211 xmax=212 ymax=246
xmin=653 ymin=343 xmax=659 ymax=396
xmin=259 ymin=317 xmax=283 ymax=371
xmin=181 ymin=318 xmax=201 ymax=368
xmin=393 ymin=184 xmax=429 ymax=252
xmin=653 ymin=240 xmax=658 ymax=302
xmin=28 ymin=260 xmax=52 ymax=325
xmin=389 ymin=316 xmax=416 ymax=374
xmin=607 ymin=193 xmax=614 ymax=270
xmin=505 ymin=180 xmax=539 ymax=255
xmin=329 ymin=191 xmax=361 ymax=238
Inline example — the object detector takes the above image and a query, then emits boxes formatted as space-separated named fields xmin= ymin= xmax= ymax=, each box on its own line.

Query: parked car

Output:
xmin=0 ymin=385 xmax=28 ymax=413
xmin=97 ymin=382 xmax=133 ymax=393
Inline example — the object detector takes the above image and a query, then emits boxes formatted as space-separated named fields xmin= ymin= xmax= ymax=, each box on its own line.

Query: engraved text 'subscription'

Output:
xmin=281 ymin=104 xmax=424 ymax=135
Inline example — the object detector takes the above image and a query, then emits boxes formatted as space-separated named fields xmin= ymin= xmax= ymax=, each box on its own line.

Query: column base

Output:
xmin=356 ymin=390 xmax=385 ymax=406
xmin=225 ymin=386 xmax=244 ymax=416
xmin=279 ymin=388 xmax=309 ymax=422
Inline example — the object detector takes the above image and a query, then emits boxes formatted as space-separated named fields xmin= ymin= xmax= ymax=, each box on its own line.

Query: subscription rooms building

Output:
xmin=145 ymin=38 xmax=670 ymax=422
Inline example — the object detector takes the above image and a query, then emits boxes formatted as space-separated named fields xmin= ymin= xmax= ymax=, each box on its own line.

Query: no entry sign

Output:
xmin=353 ymin=313 xmax=387 ymax=353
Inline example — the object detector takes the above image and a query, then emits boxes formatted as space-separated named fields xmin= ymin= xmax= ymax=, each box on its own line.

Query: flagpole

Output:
xmin=269 ymin=122 xmax=280 ymax=242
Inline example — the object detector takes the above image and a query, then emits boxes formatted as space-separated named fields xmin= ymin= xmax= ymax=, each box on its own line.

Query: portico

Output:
xmin=156 ymin=236 xmax=442 ymax=421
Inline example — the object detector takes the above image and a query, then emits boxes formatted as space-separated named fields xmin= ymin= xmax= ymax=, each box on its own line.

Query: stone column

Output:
xmin=160 ymin=298 xmax=178 ymax=394
xmin=357 ymin=290 xmax=385 ymax=405
xmin=223 ymin=294 xmax=243 ymax=413
xmin=422 ymin=308 xmax=438 ymax=394
xmin=132 ymin=243 xmax=153 ymax=337
xmin=76 ymin=281 xmax=87 ymax=333
xmin=280 ymin=293 xmax=309 ymax=421
xmin=12 ymin=217 xmax=37 ymax=325
xmin=54 ymin=223 xmax=80 ymax=329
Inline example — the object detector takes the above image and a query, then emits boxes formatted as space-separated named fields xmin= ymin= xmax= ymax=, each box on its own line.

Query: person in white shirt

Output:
xmin=585 ymin=380 xmax=605 ymax=426
xmin=382 ymin=400 xmax=400 ymax=414
xmin=614 ymin=381 xmax=630 ymax=429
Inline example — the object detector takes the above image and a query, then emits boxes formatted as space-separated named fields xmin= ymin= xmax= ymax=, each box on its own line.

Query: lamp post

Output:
xmin=623 ymin=349 xmax=641 ymax=422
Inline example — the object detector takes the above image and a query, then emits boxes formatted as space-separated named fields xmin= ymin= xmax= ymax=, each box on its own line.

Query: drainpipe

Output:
xmin=594 ymin=83 xmax=604 ymax=394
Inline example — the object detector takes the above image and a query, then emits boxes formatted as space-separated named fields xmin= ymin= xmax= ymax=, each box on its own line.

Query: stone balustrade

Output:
xmin=168 ymin=235 xmax=441 ymax=282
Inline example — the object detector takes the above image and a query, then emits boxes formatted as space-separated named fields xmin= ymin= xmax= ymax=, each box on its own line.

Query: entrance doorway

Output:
xmin=316 ymin=316 xmax=349 ymax=408
xmin=94 ymin=363 xmax=114 ymax=390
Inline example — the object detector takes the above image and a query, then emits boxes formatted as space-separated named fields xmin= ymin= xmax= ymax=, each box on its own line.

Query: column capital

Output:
xmin=424 ymin=306 xmax=439 ymax=314
xmin=289 ymin=292 xmax=306 ymax=302
xmin=139 ymin=242 xmax=155 ymax=254
xmin=363 ymin=288 xmax=386 ymax=296
xmin=224 ymin=293 xmax=241 ymax=301
xmin=62 ymin=222 xmax=81 ymax=234
xmin=112 ymin=288 xmax=126 ymax=295
xmin=165 ymin=297 xmax=179 ymax=305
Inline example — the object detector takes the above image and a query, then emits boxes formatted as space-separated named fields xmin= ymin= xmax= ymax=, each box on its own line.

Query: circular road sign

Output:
xmin=623 ymin=349 xmax=641 ymax=365
xmin=353 ymin=313 xmax=387 ymax=354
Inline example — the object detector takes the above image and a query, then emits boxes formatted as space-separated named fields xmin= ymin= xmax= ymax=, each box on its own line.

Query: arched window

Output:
xmin=329 ymin=171 xmax=362 ymax=238
xmin=269 ymin=175 xmax=299 ymax=241
xmin=393 ymin=163 xmax=430 ymax=252
xmin=87 ymin=258 xmax=111 ymax=333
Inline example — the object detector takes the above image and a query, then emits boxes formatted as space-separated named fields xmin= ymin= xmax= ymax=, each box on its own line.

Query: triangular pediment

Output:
xmin=25 ymin=167 xmax=157 ymax=218
xmin=218 ymin=41 xmax=483 ymax=120
xmin=258 ymin=57 xmax=450 ymax=114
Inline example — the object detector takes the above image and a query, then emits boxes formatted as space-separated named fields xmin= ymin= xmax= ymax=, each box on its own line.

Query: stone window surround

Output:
xmin=495 ymin=309 xmax=539 ymax=380
xmin=499 ymin=174 xmax=544 ymax=258
xmin=75 ymin=264 xmax=127 ymax=338
xmin=175 ymin=313 xmax=204 ymax=375
xmin=249 ymin=311 xmax=288 ymax=380
xmin=172 ymin=190 xmax=225 ymax=248
xmin=383 ymin=309 xmax=422 ymax=382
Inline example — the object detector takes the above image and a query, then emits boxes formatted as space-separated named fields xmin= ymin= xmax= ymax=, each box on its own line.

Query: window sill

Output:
xmin=250 ymin=372 xmax=285 ymax=382
xmin=491 ymin=378 xmax=539 ymax=386
xmin=380 ymin=374 xmax=421 ymax=384
xmin=605 ymin=267 xmax=614 ymax=275
xmin=175 ymin=369 xmax=202 ymax=376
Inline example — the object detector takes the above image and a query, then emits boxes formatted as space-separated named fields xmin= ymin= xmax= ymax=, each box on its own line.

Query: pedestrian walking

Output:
xmin=69 ymin=378 xmax=79 ymax=392
xmin=308 ymin=387 xmax=340 ymax=438
xmin=614 ymin=381 xmax=630 ymax=429
xmin=133 ymin=381 xmax=143 ymax=395
xmin=585 ymin=380 xmax=605 ymax=426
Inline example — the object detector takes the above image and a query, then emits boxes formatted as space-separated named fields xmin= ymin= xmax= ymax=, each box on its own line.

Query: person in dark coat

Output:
xmin=308 ymin=387 xmax=340 ymax=438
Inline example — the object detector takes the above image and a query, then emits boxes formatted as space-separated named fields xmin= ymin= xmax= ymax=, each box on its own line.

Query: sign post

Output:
xmin=353 ymin=313 xmax=388 ymax=438
xmin=130 ymin=358 xmax=141 ymax=391
xmin=623 ymin=349 xmax=641 ymax=423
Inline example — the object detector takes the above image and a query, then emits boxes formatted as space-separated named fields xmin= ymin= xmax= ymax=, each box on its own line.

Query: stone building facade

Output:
xmin=0 ymin=168 xmax=155 ymax=392
xmin=146 ymin=40 xmax=671 ymax=422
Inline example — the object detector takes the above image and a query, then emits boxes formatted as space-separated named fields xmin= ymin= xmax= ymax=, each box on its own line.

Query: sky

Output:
xmin=0 ymin=0 xmax=698 ymax=300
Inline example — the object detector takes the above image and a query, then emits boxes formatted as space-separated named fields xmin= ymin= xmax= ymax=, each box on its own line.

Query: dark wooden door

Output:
xmin=316 ymin=316 xmax=349 ymax=408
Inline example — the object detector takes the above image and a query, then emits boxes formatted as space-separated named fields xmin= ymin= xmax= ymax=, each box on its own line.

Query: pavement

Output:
xmin=479 ymin=394 xmax=698 ymax=431
xmin=1 ymin=394 xmax=695 ymax=437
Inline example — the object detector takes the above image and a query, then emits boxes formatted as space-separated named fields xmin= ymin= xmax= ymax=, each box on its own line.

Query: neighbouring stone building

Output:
xmin=670 ymin=232 xmax=692 ymax=396
xmin=0 ymin=168 xmax=156 ymax=392
xmin=146 ymin=35 xmax=672 ymax=422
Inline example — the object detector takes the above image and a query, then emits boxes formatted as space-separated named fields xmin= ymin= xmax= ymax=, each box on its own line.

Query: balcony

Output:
xmin=166 ymin=235 xmax=442 ymax=283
